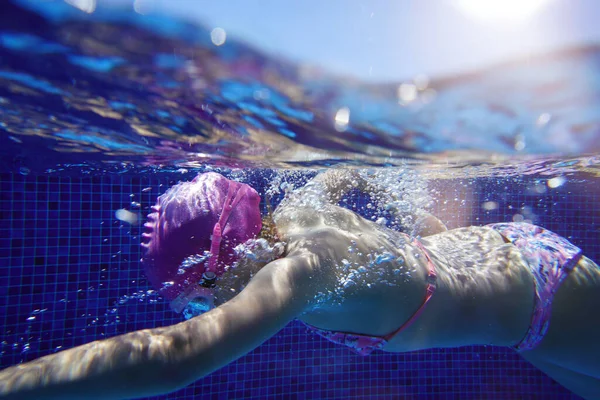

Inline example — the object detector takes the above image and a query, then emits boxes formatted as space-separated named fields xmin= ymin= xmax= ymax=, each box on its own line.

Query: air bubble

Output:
xmin=375 ymin=253 xmax=395 ymax=264
xmin=343 ymin=280 xmax=356 ymax=289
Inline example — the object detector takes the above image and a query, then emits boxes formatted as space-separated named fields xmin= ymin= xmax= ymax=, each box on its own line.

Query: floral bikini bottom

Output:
xmin=488 ymin=222 xmax=583 ymax=352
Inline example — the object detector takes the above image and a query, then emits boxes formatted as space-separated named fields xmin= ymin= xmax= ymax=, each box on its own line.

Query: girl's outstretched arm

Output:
xmin=305 ymin=169 xmax=447 ymax=236
xmin=0 ymin=255 xmax=317 ymax=400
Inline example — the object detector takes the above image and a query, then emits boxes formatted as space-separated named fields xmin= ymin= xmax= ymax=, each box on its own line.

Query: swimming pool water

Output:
xmin=1 ymin=1 xmax=599 ymax=399
xmin=1 ymin=171 xmax=597 ymax=399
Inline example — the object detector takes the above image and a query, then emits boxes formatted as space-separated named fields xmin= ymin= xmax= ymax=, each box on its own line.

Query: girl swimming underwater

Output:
xmin=0 ymin=170 xmax=599 ymax=400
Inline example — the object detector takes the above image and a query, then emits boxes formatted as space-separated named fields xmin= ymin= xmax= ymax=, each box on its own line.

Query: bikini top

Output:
xmin=303 ymin=236 xmax=437 ymax=356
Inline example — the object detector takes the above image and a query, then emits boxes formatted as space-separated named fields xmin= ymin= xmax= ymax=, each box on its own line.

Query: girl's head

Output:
xmin=141 ymin=172 xmax=263 ymax=318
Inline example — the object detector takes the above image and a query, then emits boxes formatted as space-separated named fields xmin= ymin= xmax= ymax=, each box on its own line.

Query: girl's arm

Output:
xmin=0 ymin=255 xmax=317 ymax=400
xmin=305 ymin=169 xmax=447 ymax=236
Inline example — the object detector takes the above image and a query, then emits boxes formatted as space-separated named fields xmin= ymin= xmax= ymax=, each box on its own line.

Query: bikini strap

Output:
xmin=383 ymin=237 xmax=437 ymax=341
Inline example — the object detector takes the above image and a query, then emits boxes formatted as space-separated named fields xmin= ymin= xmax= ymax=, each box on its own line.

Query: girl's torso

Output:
xmin=273 ymin=194 xmax=600 ymax=395
xmin=273 ymin=199 xmax=534 ymax=351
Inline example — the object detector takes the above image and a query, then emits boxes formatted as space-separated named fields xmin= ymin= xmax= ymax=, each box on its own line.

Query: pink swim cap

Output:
xmin=141 ymin=172 xmax=262 ymax=312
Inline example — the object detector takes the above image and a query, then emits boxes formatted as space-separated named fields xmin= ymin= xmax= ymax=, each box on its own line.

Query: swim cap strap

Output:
xmin=205 ymin=182 xmax=248 ymax=276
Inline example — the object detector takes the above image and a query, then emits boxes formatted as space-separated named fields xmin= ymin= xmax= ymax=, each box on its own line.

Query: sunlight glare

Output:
xmin=455 ymin=0 xmax=549 ymax=22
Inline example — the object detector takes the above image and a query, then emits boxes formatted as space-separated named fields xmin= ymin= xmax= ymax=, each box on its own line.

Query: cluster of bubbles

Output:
xmin=271 ymin=167 xmax=434 ymax=309
xmin=311 ymin=241 xmax=418 ymax=310
xmin=267 ymin=170 xmax=311 ymax=193
xmin=178 ymin=251 xmax=212 ymax=275
xmin=2 ymin=308 xmax=49 ymax=355
xmin=90 ymin=289 xmax=160 ymax=331
xmin=357 ymin=168 xmax=433 ymax=235
xmin=115 ymin=289 xmax=159 ymax=305
xmin=266 ymin=167 xmax=433 ymax=232
xmin=337 ymin=247 xmax=405 ymax=290
xmin=264 ymin=167 xmax=435 ymax=309
xmin=211 ymin=238 xmax=287 ymax=299
xmin=232 ymin=238 xmax=285 ymax=266
xmin=5 ymin=286 xmax=159 ymax=356
xmin=158 ymin=236 xmax=287 ymax=302
xmin=263 ymin=168 xmax=434 ymax=231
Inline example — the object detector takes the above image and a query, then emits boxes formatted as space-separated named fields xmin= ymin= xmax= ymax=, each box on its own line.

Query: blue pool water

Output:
xmin=1 ymin=1 xmax=599 ymax=399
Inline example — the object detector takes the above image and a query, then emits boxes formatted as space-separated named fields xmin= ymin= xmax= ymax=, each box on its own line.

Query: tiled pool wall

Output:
xmin=1 ymin=171 xmax=597 ymax=399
